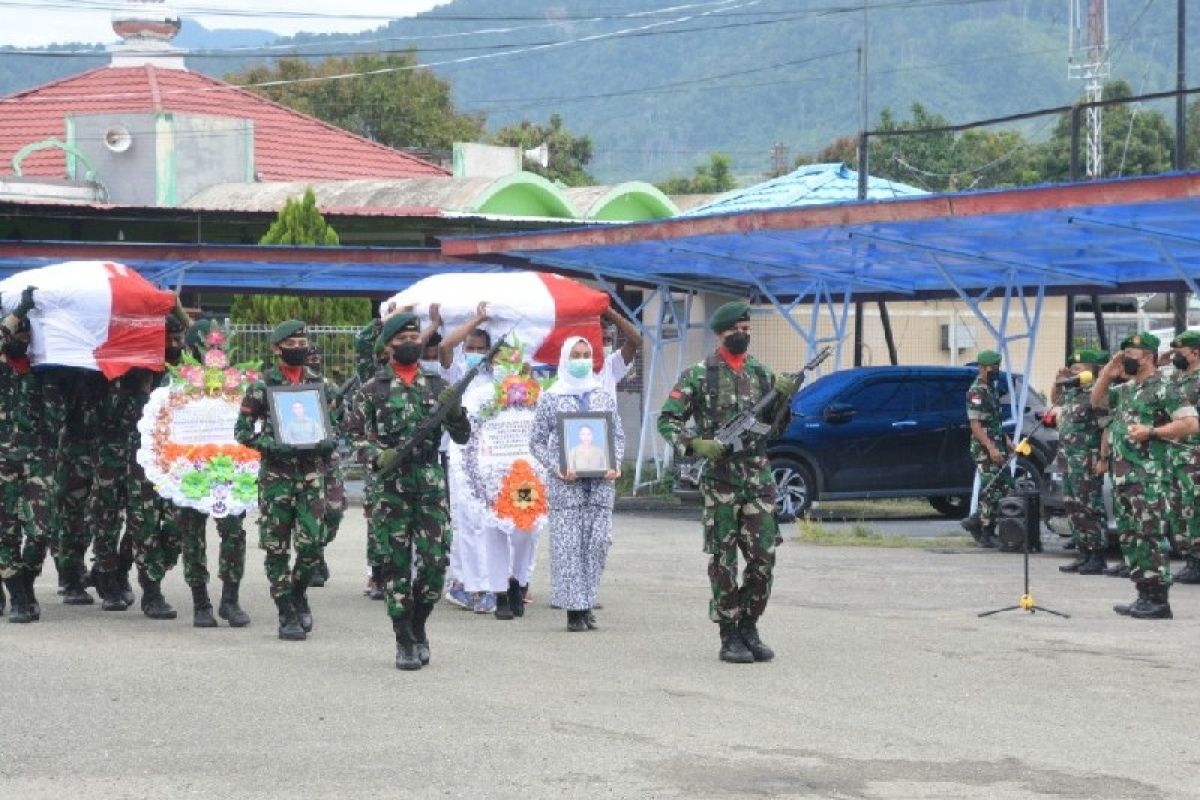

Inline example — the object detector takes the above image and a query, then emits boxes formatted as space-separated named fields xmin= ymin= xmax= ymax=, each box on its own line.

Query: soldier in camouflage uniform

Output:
xmin=1052 ymin=349 xmax=1110 ymax=575
xmin=174 ymin=320 xmax=251 ymax=628
xmin=658 ymin=301 xmax=796 ymax=664
xmin=1093 ymin=331 xmax=1198 ymax=619
xmin=357 ymin=312 xmax=470 ymax=671
xmin=959 ymin=350 xmax=1013 ymax=549
xmin=349 ymin=321 xmax=388 ymax=600
xmin=235 ymin=320 xmax=335 ymax=641
xmin=1165 ymin=330 xmax=1200 ymax=583
xmin=0 ymin=286 xmax=63 ymax=623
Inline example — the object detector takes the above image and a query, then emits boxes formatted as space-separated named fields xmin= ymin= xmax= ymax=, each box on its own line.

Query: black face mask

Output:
xmin=724 ymin=331 xmax=750 ymax=355
xmin=1172 ymin=353 xmax=1190 ymax=371
xmin=392 ymin=342 xmax=422 ymax=366
xmin=164 ymin=346 xmax=183 ymax=365
xmin=1122 ymin=356 xmax=1142 ymax=376
xmin=280 ymin=347 xmax=308 ymax=367
xmin=3 ymin=340 xmax=29 ymax=358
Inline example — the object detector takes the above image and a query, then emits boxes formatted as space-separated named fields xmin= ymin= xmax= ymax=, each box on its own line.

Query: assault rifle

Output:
xmin=376 ymin=331 xmax=509 ymax=477
xmin=678 ymin=346 xmax=832 ymax=484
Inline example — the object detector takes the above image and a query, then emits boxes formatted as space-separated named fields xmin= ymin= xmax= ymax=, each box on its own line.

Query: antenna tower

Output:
xmin=1068 ymin=0 xmax=1110 ymax=178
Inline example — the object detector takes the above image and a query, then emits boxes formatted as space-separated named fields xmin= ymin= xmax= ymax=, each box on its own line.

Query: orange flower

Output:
xmin=493 ymin=459 xmax=547 ymax=532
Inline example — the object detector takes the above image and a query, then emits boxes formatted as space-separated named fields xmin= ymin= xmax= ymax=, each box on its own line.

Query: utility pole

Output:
xmin=1177 ymin=0 xmax=1188 ymax=169
xmin=770 ymin=142 xmax=789 ymax=176
xmin=856 ymin=0 xmax=870 ymax=200
xmin=1068 ymin=0 xmax=1109 ymax=178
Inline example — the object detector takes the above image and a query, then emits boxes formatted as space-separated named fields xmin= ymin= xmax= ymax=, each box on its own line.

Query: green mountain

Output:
xmin=1 ymin=1 xmax=1193 ymax=183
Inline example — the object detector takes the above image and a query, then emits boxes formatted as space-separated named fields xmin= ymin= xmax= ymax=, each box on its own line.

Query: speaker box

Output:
xmin=996 ymin=487 xmax=1042 ymax=553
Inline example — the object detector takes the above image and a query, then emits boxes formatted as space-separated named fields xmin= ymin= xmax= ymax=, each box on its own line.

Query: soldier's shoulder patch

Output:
xmin=968 ymin=393 xmax=983 ymax=405
xmin=669 ymin=389 xmax=683 ymax=399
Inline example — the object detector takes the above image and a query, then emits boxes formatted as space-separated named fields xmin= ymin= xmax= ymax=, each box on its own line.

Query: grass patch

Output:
xmin=794 ymin=518 xmax=975 ymax=549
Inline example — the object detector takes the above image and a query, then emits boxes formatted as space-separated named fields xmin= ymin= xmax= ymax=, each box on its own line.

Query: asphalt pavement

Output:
xmin=2 ymin=508 xmax=1196 ymax=799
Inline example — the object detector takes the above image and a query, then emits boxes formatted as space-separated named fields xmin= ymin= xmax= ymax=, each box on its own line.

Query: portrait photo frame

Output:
xmin=556 ymin=411 xmax=616 ymax=479
xmin=266 ymin=384 xmax=331 ymax=449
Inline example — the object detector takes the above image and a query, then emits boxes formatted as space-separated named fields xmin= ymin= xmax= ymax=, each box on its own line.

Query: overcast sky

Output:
xmin=0 ymin=1 xmax=451 ymax=47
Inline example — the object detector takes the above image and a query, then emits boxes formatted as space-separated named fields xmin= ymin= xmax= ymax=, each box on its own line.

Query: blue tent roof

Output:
xmin=681 ymin=163 xmax=926 ymax=217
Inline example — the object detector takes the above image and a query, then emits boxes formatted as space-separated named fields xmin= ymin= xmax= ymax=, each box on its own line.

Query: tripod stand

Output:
xmin=976 ymin=416 xmax=1070 ymax=618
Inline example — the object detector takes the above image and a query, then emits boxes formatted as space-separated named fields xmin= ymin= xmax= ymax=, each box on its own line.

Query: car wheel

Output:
xmin=928 ymin=495 xmax=970 ymax=519
xmin=772 ymin=458 xmax=814 ymax=522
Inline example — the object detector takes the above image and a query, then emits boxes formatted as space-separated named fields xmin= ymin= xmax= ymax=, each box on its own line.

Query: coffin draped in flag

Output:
xmin=0 ymin=261 xmax=175 ymax=378
xmin=379 ymin=272 xmax=610 ymax=367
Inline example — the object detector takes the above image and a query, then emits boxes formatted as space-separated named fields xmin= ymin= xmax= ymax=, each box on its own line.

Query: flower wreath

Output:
xmin=135 ymin=326 xmax=262 ymax=517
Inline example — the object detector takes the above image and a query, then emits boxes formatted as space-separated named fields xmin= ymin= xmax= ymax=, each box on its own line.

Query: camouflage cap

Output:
xmin=1125 ymin=331 xmax=1160 ymax=353
xmin=271 ymin=319 xmax=306 ymax=345
xmin=1077 ymin=348 xmax=1108 ymax=365
xmin=709 ymin=301 xmax=750 ymax=333
xmin=1172 ymin=330 xmax=1200 ymax=348
xmin=377 ymin=312 xmax=420 ymax=349
xmin=976 ymin=350 xmax=1002 ymax=366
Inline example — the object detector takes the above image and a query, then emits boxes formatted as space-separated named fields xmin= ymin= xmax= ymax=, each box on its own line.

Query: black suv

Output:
xmin=673 ymin=365 xmax=1063 ymax=521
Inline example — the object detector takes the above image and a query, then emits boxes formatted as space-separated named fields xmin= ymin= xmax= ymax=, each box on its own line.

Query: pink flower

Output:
xmin=184 ymin=368 xmax=205 ymax=388
xmin=205 ymin=329 xmax=226 ymax=347
xmin=244 ymin=369 xmax=260 ymax=384
xmin=204 ymin=349 xmax=228 ymax=369
xmin=224 ymin=368 xmax=241 ymax=390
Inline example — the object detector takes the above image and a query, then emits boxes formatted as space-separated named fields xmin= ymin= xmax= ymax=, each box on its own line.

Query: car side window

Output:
xmin=842 ymin=380 xmax=921 ymax=414
xmin=929 ymin=380 xmax=970 ymax=412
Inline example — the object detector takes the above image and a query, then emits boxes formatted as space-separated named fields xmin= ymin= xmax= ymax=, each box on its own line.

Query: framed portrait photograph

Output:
xmin=556 ymin=411 xmax=616 ymax=479
xmin=267 ymin=385 xmax=331 ymax=449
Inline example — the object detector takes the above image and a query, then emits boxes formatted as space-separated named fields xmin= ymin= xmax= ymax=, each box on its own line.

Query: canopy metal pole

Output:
xmin=632 ymin=285 xmax=666 ymax=492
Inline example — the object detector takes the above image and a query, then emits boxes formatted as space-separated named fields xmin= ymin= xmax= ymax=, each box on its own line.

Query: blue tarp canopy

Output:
xmin=442 ymin=173 xmax=1200 ymax=302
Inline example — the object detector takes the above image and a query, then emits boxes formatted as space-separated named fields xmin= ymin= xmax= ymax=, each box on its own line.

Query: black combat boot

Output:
xmin=1113 ymin=584 xmax=1151 ymax=616
xmin=4 ymin=573 xmax=35 ymax=623
xmin=1118 ymin=565 xmax=1132 ymax=578
xmin=139 ymin=577 xmax=177 ymax=620
xmin=718 ymin=621 xmax=755 ymax=664
xmin=23 ymin=570 xmax=41 ymax=621
xmin=368 ymin=565 xmax=385 ymax=601
xmin=118 ymin=569 xmax=135 ymax=607
xmin=960 ymin=513 xmax=982 ymax=542
xmin=494 ymin=590 xmax=514 ymax=620
xmin=1077 ymin=550 xmax=1107 ymax=575
xmin=274 ymin=595 xmax=306 ymax=641
xmin=566 ymin=609 xmax=588 ymax=632
xmin=308 ymin=556 xmax=326 ymax=588
xmin=191 ymin=584 xmax=217 ymax=627
xmin=508 ymin=578 xmax=525 ymax=619
xmin=738 ymin=616 xmax=775 ymax=662
xmin=393 ymin=614 xmax=422 ymax=671
xmin=292 ymin=584 xmax=313 ymax=633
xmin=218 ymin=581 xmax=250 ymax=627
xmin=585 ymin=609 xmax=598 ymax=630
xmin=1058 ymin=550 xmax=1087 ymax=573
xmin=978 ymin=524 xmax=999 ymax=549
xmin=98 ymin=570 xmax=129 ymax=611
xmin=61 ymin=562 xmax=94 ymax=605
xmin=1130 ymin=583 xmax=1173 ymax=619
xmin=1172 ymin=556 xmax=1200 ymax=584
xmin=411 ymin=602 xmax=433 ymax=665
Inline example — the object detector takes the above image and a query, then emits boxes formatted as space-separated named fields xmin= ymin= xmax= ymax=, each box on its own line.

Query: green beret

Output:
xmin=184 ymin=319 xmax=213 ymax=349
xmin=1126 ymin=331 xmax=1159 ymax=352
xmin=377 ymin=312 xmax=420 ymax=349
xmin=1118 ymin=336 xmax=1135 ymax=350
xmin=1172 ymin=330 xmax=1200 ymax=348
xmin=709 ymin=301 xmax=750 ymax=333
xmin=976 ymin=350 xmax=1002 ymax=367
xmin=271 ymin=319 xmax=306 ymax=345
xmin=1077 ymin=348 xmax=1108 ymax=365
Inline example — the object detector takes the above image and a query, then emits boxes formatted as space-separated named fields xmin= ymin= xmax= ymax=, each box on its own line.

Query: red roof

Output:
xmin=0 ymin=65 xmax=449 ymax=182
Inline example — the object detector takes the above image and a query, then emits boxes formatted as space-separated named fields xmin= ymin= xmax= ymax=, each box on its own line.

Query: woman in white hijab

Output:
xmin=530 ymin=335 xmax=624 ymax=631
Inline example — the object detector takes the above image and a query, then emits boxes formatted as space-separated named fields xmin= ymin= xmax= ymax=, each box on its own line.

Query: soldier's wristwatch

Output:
xmin=1147 ymin=427 xmax=1158 ymax=441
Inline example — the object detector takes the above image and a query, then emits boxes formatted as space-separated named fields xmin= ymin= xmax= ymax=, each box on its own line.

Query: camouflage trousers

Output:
xmin=89 ymin=440 xmax=131 ymax=574
xmin=0 ymin=460 xmax=23 ymax=580
xmin=974 ymin=456 xmax=1014 ymax=528
xmin=1111 ymin=457 xmax=1172 ymax=586
xmin=0 ymin=452 xmax=56 ymax=579
xmin=176 ymin=507 xmax=247 ymax=587
xmin=257 ymin=460 xmax=325 ymax=598
xmin=128 ymin=466 xmax=180 ymax=583
xmin=322 ymin=451 xmax=347 ymax=548
xmin=55 ymin=439 xmax=97 ymax=572
xmin=363 ymin=471 xmax=384 ymax=567
xmin=1168 ymin=461 xmax=1200 ymax=557
xmin=374 ymin=484 xmax=452 ymax=619
xmin=1062 ymin=456 xmax=1106 ymax=551
xmin=701 ymin=485 xmax=781 ymax=624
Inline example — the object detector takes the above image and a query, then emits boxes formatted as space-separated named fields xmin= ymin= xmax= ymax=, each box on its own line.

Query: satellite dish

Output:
xmin=523 ymin=143 xmax=549 ymax=169
xmin=104 ymin=124 xmax=132 ymax=153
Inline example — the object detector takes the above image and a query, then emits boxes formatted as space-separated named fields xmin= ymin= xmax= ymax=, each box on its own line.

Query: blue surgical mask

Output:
xmin=464 ymin=352 xmax=485 ymax=369
xmin=567 ymin=358 xmax=592 ymax=378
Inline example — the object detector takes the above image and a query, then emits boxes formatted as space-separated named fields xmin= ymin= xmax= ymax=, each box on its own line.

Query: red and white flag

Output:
xmin=0 ymin=261 xmax=176 ymax=378
xmin=381 ymin=272 xmax=610 ymax=366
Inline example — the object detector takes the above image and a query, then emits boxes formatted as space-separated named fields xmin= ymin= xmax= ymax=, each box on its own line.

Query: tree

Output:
xmin=230 ymin=189 xmax=371 ymax=326
xmin=489 ymin=114 xmax=595 ymax=187
xmin=226 ymin=52 xmax=485 ymax=151
xmin=656 ymin=153 xmax=736 ymax=195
